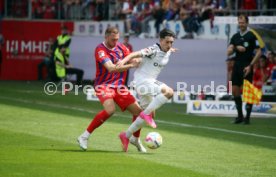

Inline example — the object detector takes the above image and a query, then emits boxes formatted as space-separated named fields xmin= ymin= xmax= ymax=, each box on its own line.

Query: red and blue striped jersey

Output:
xmin=94 ymin=42 xmax=130 ymax=87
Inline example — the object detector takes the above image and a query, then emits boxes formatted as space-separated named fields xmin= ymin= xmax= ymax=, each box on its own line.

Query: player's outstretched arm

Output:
xmin=103 ymin=60 xmax=135 ymax=73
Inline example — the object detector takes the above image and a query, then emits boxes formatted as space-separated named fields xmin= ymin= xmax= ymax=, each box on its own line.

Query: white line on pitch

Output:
xmin=1 ymin=96 xmax=276 ymax=140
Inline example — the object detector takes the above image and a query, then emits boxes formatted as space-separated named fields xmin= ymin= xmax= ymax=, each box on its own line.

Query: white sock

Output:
xmin=126 ymin=117 xmax=145 ymax=138
xmin=81 ymin=130 xmax=90 ymax=139
xmin=143 ymin=93 xmax=169 ymax=115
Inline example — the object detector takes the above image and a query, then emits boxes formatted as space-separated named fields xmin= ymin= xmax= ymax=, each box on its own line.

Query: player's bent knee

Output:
xmin=105 ymin=107 xmax=116 ymax=115
xmin=161 ymin=87 xmax=174 ymax=99
xmin=167 ymin=88 xmax=174 ymax=98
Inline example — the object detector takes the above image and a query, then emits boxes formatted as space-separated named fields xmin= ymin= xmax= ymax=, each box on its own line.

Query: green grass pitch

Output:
xmin=0 ymin=81 xmax=275 ymax=177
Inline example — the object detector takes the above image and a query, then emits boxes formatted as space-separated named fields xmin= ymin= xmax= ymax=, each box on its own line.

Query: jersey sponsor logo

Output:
xmin=98 ymin=50 xmax=105 ymax=58
xmin=153 ymin=62 xmax=163 ymax=68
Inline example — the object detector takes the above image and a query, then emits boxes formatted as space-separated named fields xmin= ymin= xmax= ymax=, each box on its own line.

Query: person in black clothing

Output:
xmin=227 ymin=14 xmax=261 ymax=124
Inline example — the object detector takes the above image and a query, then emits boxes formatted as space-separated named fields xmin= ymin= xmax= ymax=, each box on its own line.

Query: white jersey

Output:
xmin=133 ymin=43 xmax=172 ymax=83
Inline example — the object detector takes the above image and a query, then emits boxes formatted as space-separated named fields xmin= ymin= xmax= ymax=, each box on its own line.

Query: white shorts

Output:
xmin=134 ymin=79 xmax=165 ymax=109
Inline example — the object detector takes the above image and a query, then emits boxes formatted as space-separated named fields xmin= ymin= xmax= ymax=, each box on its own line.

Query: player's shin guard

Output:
xmin=87 ymin=110 xmax=110 ymax=133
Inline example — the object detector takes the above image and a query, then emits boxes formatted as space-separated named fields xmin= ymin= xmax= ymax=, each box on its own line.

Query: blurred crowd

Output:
xmin=5 ymin=0 xmax=276 ymax=20
xmin=253 ymin=51 xmax=276 ymax=90
xmin=3 ymin=0 xmax=275 ymax=37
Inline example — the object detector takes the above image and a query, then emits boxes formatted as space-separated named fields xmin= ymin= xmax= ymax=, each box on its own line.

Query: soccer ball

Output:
xmin=145 ymin=132 xmax=163 ymax=149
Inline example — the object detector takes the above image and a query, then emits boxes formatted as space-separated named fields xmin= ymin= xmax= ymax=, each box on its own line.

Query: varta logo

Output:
xmin=205 ymin=103 xmax=236 ymax=110
xmin=193 ymin=101 xmax=202 ymax=110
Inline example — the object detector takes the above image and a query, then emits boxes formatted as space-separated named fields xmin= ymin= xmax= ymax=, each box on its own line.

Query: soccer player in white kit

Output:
xmin=117 ymin=28 xmax=176 ymax=152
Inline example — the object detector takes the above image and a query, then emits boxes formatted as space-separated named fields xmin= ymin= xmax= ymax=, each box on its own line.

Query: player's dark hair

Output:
xmin=159 ymin=28 xmax=176 ymax=39
xmin=105 ymin=26 xmax=119 ymax=36
xmin=238 ymin=14 xmax=249 ymax=23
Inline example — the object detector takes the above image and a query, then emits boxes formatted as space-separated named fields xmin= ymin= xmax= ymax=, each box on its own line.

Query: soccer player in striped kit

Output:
xmin=77 ymin=27 xmax=146 ymax=152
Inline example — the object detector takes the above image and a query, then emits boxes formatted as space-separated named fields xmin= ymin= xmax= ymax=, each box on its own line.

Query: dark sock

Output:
xmin=245 ymin=104 xmax=253 ymax=119
xmin=234 ymin=96 xmax=243 ymax=118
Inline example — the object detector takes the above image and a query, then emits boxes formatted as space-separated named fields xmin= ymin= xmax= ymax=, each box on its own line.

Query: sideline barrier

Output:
xmin=187 ymin=100 xmax=276 ymax=117
xmin=87 ymin=89 xmax=275 ymax=117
